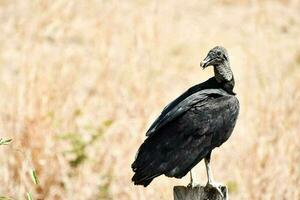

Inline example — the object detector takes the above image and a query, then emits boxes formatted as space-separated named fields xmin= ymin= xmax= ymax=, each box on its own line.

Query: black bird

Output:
xmin=131 ymin=46 xmax=239 ymax=195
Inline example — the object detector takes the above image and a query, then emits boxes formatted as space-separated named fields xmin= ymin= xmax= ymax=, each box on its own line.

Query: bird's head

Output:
xmin=200 ymin=46 xmax=229 ymax=69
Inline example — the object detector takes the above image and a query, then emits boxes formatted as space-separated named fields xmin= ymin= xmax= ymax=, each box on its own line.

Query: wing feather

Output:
xmin=146 ymin=89 xmax=228 ymax=137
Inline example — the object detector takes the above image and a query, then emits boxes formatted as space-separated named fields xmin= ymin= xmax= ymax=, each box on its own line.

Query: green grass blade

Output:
xmin=0 ymin=139 xmax=12 ymax=145
xmin=26 ymin=192 xmax=33 ymax=200
xmin=30 ymin=169 xmax=39 ymax=185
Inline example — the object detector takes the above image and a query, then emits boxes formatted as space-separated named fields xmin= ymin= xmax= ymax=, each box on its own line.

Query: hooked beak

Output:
xmin=200 ymin=55 xmax=212 ymax=69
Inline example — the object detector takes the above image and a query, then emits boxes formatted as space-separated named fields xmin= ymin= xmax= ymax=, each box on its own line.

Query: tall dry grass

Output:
xmin=0 ymin=0 xmax=299 ymax=199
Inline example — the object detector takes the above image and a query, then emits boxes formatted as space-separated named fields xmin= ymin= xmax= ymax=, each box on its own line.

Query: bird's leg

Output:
xmin=187 ymin=170 xmax=194 ymax=188
xmin=205 ymin=152 xmax=224 ymax=198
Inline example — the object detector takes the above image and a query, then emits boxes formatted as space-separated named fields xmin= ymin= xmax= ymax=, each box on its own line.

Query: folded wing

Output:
xmin=146 ymin=89 xmax=228 ymax=137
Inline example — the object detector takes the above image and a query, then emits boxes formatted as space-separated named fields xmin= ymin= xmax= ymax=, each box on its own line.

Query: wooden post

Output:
xmin=173 ymin=185 xmax=228 ymax=200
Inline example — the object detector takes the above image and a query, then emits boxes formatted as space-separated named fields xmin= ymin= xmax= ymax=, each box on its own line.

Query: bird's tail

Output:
xmin=131 ymin=136 xmax=163 ymax=187
xmin=131 ymin=172 xmax=159 ymax=187
xmin=131 ymin=158 xmax=161 ymax=187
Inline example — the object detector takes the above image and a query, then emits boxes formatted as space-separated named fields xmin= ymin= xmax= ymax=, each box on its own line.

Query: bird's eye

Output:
xmin=217 ymin=51 xmax=222 ymax=56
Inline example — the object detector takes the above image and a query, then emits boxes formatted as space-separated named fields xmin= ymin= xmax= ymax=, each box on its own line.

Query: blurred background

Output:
xmin=0 ymin=0 xmax=299 ymax=199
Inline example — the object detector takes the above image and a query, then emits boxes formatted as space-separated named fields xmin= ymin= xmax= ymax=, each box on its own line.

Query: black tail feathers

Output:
xmin=131 ymin=169 xmax=160 ymax=187
xmin=132 ymin=175 xmax=154 ymax=187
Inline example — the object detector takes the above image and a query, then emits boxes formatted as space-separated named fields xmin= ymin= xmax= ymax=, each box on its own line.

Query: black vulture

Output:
xmin=131 ymin=46 xmax=239 ymax=195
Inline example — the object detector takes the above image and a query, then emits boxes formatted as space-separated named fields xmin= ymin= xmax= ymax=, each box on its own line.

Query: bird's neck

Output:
xmin=213 ymin=62 xmax=236 ymax=94
xmin=213 ymin=62 xmax=233 ymax=83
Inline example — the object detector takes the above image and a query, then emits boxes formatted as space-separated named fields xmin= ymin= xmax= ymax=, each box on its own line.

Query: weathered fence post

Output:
xmin=173 ymin=185 xmax=228 ymax=200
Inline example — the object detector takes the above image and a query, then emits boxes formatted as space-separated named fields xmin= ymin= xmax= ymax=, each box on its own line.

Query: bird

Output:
xmin=131 ymin=46 xmax=239 ymax=196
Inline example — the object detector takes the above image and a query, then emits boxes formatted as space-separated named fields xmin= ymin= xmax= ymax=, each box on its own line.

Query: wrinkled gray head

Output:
xmin=200 ymin=46 xmax=233 ymax=83
xmin=200 ymin=46 xmax=229 ymax=68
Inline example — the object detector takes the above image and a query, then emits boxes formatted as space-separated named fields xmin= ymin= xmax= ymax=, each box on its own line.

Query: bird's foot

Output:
xmin=205 ymin=181 xmax=224 ymax=198
xmin=187 ymin=182 xmax=199 ymax=188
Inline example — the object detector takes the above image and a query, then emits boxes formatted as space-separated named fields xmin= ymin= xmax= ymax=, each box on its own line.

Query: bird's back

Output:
xmin=146 ymin=77 xmax=222 ymax=137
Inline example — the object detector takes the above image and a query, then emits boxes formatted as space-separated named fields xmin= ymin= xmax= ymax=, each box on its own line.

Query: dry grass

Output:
xmin=0 ymin=0 xmax=300 ymax=199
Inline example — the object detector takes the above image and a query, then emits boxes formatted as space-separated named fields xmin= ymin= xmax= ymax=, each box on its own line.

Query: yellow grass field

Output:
xmin=0 ymin=0 xmax=299 ymax=199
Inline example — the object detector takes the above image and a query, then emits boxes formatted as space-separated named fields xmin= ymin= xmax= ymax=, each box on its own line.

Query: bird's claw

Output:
xmin=187 ymin=182 xmax=198 ymax=188
xmin=187 ymin=182 xmax=200 ymax=188
xmin=205 ymin=182 xmax=224 ymax=198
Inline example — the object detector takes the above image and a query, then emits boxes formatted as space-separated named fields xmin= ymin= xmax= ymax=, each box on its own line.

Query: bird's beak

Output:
xmin=200 ymin=55 xmax=212 ymax=69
